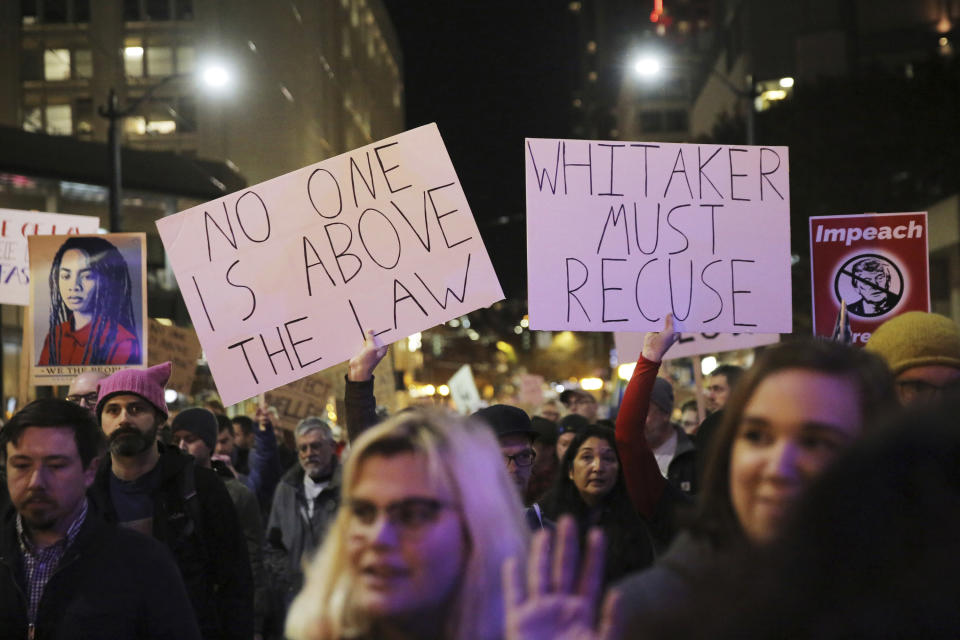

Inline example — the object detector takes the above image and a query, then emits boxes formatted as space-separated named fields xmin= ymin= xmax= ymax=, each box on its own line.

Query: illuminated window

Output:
xmin=46 ymin=104 xmax=72 ymax=135
xmin=44 ymin=49 xmax=71 ymax=81
xmin=176 ymin=46 xmax=195 ymax=73
xmin=125 ymin=46 xmax=144 ymax=76
xmin=23 ymin=107 xmax=43 ymax=133
xmin=147 ymin=46 xmax=174 ymax=76
xmin=22 ymin=0 xmax=38 ymax=25
xmin=75 ymin=98 xmax=94 ymax=137
xmin=124 ymin=116 xmax=147 ymax=135
xmin=146 ymin=120 xmax=176 ymax=134
xmin=74 ymin=49 xmax=93 ymax=78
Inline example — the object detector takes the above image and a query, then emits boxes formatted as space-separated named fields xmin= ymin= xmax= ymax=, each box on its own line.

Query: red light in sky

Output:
xmin=650 ymin=0 xmax=663 ymax=22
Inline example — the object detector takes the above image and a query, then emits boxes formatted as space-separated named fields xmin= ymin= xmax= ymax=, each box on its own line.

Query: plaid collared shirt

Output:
xmin=16 ymin=498 xmax=88 ymax=626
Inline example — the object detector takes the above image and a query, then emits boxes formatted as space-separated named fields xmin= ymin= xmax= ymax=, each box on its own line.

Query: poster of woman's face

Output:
xmin=29 ymin=233 xmax=148 ymax=386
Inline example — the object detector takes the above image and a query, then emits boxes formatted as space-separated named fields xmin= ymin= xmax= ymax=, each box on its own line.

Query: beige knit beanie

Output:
xmin=864 ymin=311 xmax=960 ymax=375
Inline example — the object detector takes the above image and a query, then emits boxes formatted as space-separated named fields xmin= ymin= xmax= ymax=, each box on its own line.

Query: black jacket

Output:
xmin=88 ymin=445 xmax=253 ymax=640
xmin=0 ymin=505 xmax=201 ymax=640
xmin=666 ymin=426 xmax=698 ymax=495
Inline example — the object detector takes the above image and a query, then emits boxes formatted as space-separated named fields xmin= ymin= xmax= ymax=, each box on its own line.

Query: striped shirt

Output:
xmin=16 ymin=498 xmax=89 ymax=626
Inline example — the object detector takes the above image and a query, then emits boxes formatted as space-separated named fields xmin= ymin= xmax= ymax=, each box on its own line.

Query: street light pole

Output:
xmin=103 ymin=89 xmax=123 ymax=232
xmin=98 ymin=73 xmax=187 ymax=233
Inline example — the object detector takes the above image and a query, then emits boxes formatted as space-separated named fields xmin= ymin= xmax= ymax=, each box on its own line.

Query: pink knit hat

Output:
xmin=96 ymin=361 xmax=172 ymax=420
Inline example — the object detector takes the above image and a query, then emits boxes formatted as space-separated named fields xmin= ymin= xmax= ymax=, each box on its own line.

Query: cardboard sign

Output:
xmin=525 ymin=139 xmax=792 ymax=333
xmin=148 ymin=319 xmax=202 ymax=395
xmin=0 ymin=208 xmax=100 ymax=305
xmin=264 ymin=372 xmax=335 ymax=431
xmin=157 ymin=124 xmax=504 ymax=406
xmin=448 ymin=364 xmax=482 ymax=414
xmin=29 ymin=233 xmax=147 ymax=385
xmin=809 ymin=212 xmax=930 ymax=344
xmin=518 ymin=373 xmax=545 ymax=408
xmin=615 ymin=331 xmax=780 ymax=364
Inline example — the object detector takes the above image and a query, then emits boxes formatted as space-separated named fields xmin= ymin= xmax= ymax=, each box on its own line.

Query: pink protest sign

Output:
xmin=809 ymin=212 xmax=930 ymax=345
xmin=157 ymin=124 xmax=503 ymax=406
xmin=525 ymin=139 xmax=792 ymax=333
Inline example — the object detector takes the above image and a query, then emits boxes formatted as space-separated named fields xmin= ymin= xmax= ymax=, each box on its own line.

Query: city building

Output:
xmin=0 ymin=0 xmax=405 ymax=408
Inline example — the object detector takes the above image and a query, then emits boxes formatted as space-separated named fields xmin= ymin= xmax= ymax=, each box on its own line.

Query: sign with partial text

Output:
xmin=809 ymin=212 xmax=930 ymax=345
xmin=615 ymin=331 xmax=780 ymax=365
xmin=0 ymin=208 xmax=99 ymax=306
xmin=157 ymin=124 xmax=503 ymax=406
xmin=526 ymin=139 xmax=792 ymax=333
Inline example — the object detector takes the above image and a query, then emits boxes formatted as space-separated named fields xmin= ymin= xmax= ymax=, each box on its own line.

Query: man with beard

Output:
xmin=0 ymin=398 xmax=201 ymax=639
xmin=265 ymin=416 xmax=340 ymax=614
xmin=87 ymin=362 xmax=253 ymax=640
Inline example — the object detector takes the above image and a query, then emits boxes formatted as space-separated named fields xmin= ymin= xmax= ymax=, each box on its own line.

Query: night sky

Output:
xmin=383 ymin=4 xmax=580 ymax=301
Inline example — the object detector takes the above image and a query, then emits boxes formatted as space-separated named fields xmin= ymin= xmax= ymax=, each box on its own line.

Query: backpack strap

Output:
xmin=178 ymin=457 xmax=208 ymax=562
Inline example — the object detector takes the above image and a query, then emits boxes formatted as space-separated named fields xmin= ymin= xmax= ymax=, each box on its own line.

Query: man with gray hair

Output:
xmin=264 ymin=416 xmax=340 ymax=615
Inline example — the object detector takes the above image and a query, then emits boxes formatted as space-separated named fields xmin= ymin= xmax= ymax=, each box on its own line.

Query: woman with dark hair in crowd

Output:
xmin=613 ymin=322 xmax=897 ymax=624
xmin=539 ymin=424 xmax=656 ymax=585
xmin=634 ymin=400 xmax=960 ymax=639
xmin=501 ymin=323 xmax=898 ymax=640
xmin=285 ymin=409 xmax=528 ymax=640
xmin=39 ymin=236 xmax=140 ymax=365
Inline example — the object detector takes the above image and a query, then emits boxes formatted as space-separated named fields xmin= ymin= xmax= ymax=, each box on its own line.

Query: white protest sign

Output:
xmin=0 ymin=208 xmax=100 ymax=305
xmin=448 ymin=364 xmax=482 ymax=414
xmin=614 ymin=331 xmax=780 ymax=365
xmin=157 ymin=124 xmax=504 ymax=406
xmin=526 ymin=140 xmax=792 ymax=333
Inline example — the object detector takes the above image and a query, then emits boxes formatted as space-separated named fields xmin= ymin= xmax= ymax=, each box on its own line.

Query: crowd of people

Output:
xmin=1 ymin=310 xmax=959 ymax=639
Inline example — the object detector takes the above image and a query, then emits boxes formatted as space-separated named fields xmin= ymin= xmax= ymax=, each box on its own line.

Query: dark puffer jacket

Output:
xmin=88 ymin=444 xmax=253 ymax=640
xmin=0 ymin=505 xmax=202 ymax=639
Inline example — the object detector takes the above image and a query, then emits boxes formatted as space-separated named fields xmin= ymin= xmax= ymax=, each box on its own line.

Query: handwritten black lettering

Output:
xmin=358 ymin=207 xmax=401 ymax=269
xmin=374 ymin=141 xmax=412 ymax=194
xmin=204 ymin=202 xmax=237 ymax=262
xmin=307 ymin=168 xmax=343 ymax=219
xmin=601 ymin=258 xmax=628 ymax=323
xmin=234 ymin=191 xmax=271 ymax=243
xmin=323 ymin=222 xmax=362 ymax=284
xmin=226 ymin=260 xmax=257 ymax=321
xmin=565 ymin=257 xmax=591 ymax=322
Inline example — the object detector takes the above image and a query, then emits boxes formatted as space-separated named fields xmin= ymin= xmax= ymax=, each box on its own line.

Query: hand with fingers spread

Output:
xmin=504 ymin=515 xmax=623 ymax=640
xmin=348 ymin=329 xmax=389 ymax=382
xmin=642 ymin=313 xmax=680 ymax=363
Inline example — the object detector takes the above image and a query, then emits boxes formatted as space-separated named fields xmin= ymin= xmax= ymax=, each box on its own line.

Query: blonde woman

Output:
xmin=286 ymin=409 xmax=529 ymax=640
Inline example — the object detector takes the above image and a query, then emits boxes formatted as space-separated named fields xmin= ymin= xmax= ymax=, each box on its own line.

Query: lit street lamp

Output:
xmin=630 ymin=52 xmax=759 ymax=145
xmin=98 ymin=65 xmax=231 ymax=232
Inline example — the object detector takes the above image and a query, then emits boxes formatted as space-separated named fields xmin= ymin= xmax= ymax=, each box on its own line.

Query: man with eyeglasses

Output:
xmin=265 ymin=416 xmax=340 ymax=615
xmin=866 ymin=311 xmax=960 ymax=406
xmin=65 ymin=370 xmax=107 ymax=414
xmin=473 ymin=404 xmax=553 ymax=530
xmin=561 ymin=389 xmax=599 ymax=423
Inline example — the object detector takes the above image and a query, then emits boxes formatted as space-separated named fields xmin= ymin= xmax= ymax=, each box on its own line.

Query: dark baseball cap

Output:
xmin=472 ymin=404 xmax=538 ymax=441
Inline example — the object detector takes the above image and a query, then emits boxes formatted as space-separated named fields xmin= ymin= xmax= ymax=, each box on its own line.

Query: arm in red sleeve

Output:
xmin=615 ymin=355 xmax=667 ymax=519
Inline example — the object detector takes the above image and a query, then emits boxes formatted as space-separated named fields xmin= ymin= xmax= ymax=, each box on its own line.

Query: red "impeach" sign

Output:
xmin=809 ymin=212 xmax=930 ymax=345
